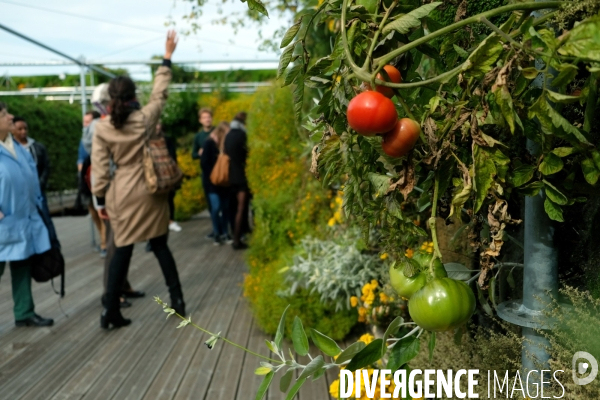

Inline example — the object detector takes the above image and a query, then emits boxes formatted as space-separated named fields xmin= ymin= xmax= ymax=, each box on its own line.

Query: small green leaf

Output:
xmin=520 ymin=67 xmax=540 ymax=79
xmin=382 ymin=317 xmax=404 ymax=353
xmin=473 ymin=144 xmax=496 ymax=213
xmin=283 ymin=64 xmax=302 ymax=87
xmin=509 ymin=165 xmax=535 ymax=188
xmin=495 ymin=85 xmax=520 ymax=134
xmin=255 ymin=371 xmax=275 ymax=400
xmin=265 ymin=340 xmax=277 ymax=354
xmin=275 ymin=305 xmax=290 ymax=349
xmin=428 ymin=332 xmax=436 ymax=363
xmin=552 ymin=63 xmax=579 ymax=88
xmin=368 ymin=172 xmax=391 ymax=197
xmin=255 ymin=367 xmax=273 ymax=376
xmin=279 ymin=369 xmax=294 ymax=393
xmin=546 ymin=90 xmax=581 ymax=104
xmin=539 ymin=153 xmax=564 ymax=176
xmin=453 ymin=44 xmax=469 ymax=58
xmin=335 ymin=341 xmax=367 ymax=364
xmin=592 ymin=150 xmax=600 ymax=170
xmin=356 ymin=0 xmax=378 ymax=14
xmin=519 ymin=181 xmax=543 ymax=196
xmin=280 ymin=18 xmax=302 ymax=48
xmin=307 ymin=57 xmax=334 ymax=76
xmin=293 ymin=80 xmax=305 ymax=123
xmin=462 ymin=36 xmax=503 ymax=77
xmin=310 ymin=329 xmax=341 ymax=357
xmin=313 ymin=367 xmax=326 ymax=380
xmin=558 ymin=15 xmax=600 ymax=61
xmin=477 ymin=286 xmax=493 ymax=317
xmin=277 ymin=44 xmax=295 ymax=79
xmin=543 ymin=180 xmax=568 ymax=205
xmin=581 ymin=158 xmax=600 ymax=185
xmin=245 ymin=0 xmax=269 ymax=17
xmin=444 ymin=263 xmax=471 ymax=281
xmin=387 ymin=336 xmax=420 ymax=372
xmin=298 ymin=355 xmax=324 ymax=380
xmin=291 ymin=317 xmax=309 ymax=356
xmin=544 ymin=198 xmax=564 ymax=222
xmin=346 ymin=339 xmax=384 ymax=371
xmin=552 ymin=147 xmax=575 ymax=157
xmin=285 ymin=377 xmax=307 ymax=400
xmin=383 ymin=2 xmax=442 ymax=34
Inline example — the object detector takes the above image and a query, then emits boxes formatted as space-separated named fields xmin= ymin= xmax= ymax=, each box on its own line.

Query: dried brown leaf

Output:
xmin=455 ymin=0 xmax=467 ymax=22
xmin=387 ymin=160 xmax=415 ymax=200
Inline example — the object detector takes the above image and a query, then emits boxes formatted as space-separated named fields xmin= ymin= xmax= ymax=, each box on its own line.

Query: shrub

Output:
xmin=4 ymin=97 xmax=81 ymax=191
xmin=173 ymin=148 xmax=206 ymax=221
xmin=243 ymin=85 xmax=356 ymax=340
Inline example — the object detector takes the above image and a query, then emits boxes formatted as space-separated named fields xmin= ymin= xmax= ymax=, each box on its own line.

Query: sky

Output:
xmin=0 ymin=0 xmax=288 ymax=81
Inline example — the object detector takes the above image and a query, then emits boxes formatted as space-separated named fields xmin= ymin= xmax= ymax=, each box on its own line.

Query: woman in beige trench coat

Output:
xmin=92 ymin=31 xmax=184 ymax=329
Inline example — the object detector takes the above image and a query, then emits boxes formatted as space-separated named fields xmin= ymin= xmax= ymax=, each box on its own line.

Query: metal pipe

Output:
xmin=79 ymin=66 xmax=87 ymax=118
xmin=0 ymin=22 xmax=115 ymax=78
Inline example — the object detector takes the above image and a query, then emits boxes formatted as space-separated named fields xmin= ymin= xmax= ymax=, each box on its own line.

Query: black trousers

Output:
xmin=168 ymin=190 xmax=176 ymax=221
xmin=105 ymin=234 xmax=182 ymax=313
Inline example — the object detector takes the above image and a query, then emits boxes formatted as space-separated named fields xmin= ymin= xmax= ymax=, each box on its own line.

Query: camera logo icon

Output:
xmin=572 ymin=352 xmax=598 ymax=386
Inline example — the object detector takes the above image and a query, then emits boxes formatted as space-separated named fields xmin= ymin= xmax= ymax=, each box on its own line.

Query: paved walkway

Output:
xmin=0 ymin=216 xmax=338 ymax=399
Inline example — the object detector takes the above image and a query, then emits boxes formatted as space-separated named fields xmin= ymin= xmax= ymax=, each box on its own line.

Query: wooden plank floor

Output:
xmin=0 ymin=215 xmax=335 ymax=400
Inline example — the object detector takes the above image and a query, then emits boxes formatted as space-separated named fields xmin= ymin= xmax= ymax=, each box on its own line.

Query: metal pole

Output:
xmin=0 ymin=23 xmax=115 ymax=78
xmin=80 ymin=66 xmax=87 ymax=117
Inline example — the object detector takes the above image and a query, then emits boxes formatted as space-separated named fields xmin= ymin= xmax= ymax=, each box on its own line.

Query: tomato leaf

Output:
xmin=428 ymin=332 xmax=436 ymax=363
xmin=462 ymin=36 xmax=503 ymax=77
xmin=368 ymin=172 xmax=391 ymax=198
xmin=558 ymin=15 xmax=600 ymax=62
xmin=546 ymin=90 xmax=581 ymax=104
xmin=519 ymin=181 xmax=543 ymax=197
xmin=283 ymin=64 xmax=302 ymax=87
xmin=539 ymin=153 xmax=564 ymax=176
xmin=544 ymin=198 xmax=564 ymax=222
xmin=509 ymin=165 xmax=535 ymax=188
xmin=494 ymin=85 xmax=521 ymax=134
xmin=280 ymin=18 xmax=302 ymax=48
xmin=346 ymin=339 xmax=384 ymax=371
xmin=477 ymin=286 xmax=493 ymax=317
xmin=382 ymin=2 xmax=442 ymax=34
xmin=387 ymin=336 xmax=420 ymax=372
xmin=552 ymin=147 xmax=575 ymax=157
xmin=255 ymin=371 xmax=274 ymax=400
xmin=543 ymin=180 xmax=568 ymax=205
xmin=453 ymin=44 xmax=469 ymax=58
xmin=552 ymin=63 xmax=579 ymax=88
xmin=279 ymin=369 xmax=294 ymax=393
xmin=291 ymin=316 xmax=309 ymax=356
xmin=306 ymin=57 xmax=334 ymax=76
xmin=473 ymin=145 xmax=496 ymax=213
xmin=310 ymin=329 xmax=341 ymax=357
xmin=335 ymin=341 xmax=366 ymax=364
xmin=519 ymin=67 xmax=540 ymax=80
xmin=275 ymin=305 xmax=289 ymax=349
xmin=581 ymin=158 xmax=600 ymax=185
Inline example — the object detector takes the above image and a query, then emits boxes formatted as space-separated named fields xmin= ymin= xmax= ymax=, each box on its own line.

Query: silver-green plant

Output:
xmin=278 ymin=229 xmax=388 ymax=311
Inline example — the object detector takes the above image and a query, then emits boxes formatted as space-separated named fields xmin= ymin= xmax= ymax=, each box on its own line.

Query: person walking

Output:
xmin=200 ymin=121 xmax=231 ymax=245
xmin=0 ymin=102 xmax=54 ymax=327
xmin=92 ymin=31 xmax=184 ymax=329
xmin=224 ymin=112 xmax=249 ymax=250
xmin=192 ymin=108 xmax=215 ymax=238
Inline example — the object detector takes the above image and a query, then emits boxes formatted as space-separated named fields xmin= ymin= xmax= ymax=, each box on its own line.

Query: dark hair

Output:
xmin=13 ymin=116 xmax=26 ymax=124
xmin=108 ymin=76 xmax=137 ymax=129
xmin=86 ymin=110 xmax=101 ymax=119
xmin=0 ymin=102 xmax=6 ymax=112
xmin=234 ymin=111 xmax=247 ymax=122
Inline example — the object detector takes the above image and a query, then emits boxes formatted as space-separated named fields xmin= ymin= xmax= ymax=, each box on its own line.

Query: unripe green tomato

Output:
xmin=408 ymin=278 xmax=476 ymax=332
xmin=412 ymin=252 xmax=448 ymax=278
xmin=389 ymin=264 xmax=427 ymax=299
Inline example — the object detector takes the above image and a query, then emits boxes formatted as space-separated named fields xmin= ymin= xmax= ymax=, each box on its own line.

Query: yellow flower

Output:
xmin=364 ymin=292 xmax=375 ymax=306
xmin=370 ymin=280 xmax=378 ymax=287
xmin=350 ymin=296 xmax=358 ymax=307
xmin=358 ymin=307 xmax=367 ymax=322
xmin=405 ymin=248 xmax=414 ymax=258
xmin=358 ymin=333 xmax=374 ymax=345
xmin=328 ymin=218 xmax=336 ymax=227
xmin=379 ymin=293 xmax=390 ymax=303
xmin=329 ymin=379 xmax=340 ymax=398
xmin=380 ymin=253 xmax=388 ymax=260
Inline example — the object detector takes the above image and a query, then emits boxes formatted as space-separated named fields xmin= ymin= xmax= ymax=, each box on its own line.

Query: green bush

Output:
xmin=243 ymin=86 xmax=357 ymax=340
xmin=4 ymin=97 xmax=81 ymax=191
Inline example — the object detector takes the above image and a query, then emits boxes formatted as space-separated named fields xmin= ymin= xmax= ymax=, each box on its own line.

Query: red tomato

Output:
xmin=381 ymin=118 xmax=421 ymax=157
xmin=376 ymin=65 xmax=402 ymax=98
xmin=347 ymin=91 xmax=398 ymax=136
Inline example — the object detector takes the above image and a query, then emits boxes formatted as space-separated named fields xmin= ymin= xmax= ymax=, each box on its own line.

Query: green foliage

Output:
xmin=4 ymin=97 xmax=81 ymax=191
xmin=243 ymin=85 xmax=356 ymax=340
xmin=279 ymin=229 xmax=388 ymax=311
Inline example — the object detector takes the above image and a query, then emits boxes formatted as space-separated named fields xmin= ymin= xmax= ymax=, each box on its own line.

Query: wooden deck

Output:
xmin=0 ymin=216 xmax=339 ymax=400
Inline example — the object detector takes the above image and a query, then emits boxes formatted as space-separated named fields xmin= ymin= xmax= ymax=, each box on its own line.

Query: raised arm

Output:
xmin=142 ymin=31 xmax=178 ymax=135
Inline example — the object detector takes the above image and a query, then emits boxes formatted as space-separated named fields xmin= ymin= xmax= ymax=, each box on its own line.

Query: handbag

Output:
xmin=210 ymin=151 xmax=230 ymax=187
xmin=143 ymin=132 xmax=183 ymax=194
xmin=31 ymin=204 xmax=65 ymax=297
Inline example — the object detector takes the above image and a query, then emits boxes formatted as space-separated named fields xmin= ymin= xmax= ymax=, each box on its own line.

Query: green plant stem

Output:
xmin=479 ymin=16 xmax=547 ymax=57
xmin=428 ymin=173 xmax=443 ymax=275
xmin=341 ymin=0 xmax=365 ymax=74
xmin=363 ymin=0 xmax=398 ymax=71
xmin=180 ymin=315 xmax=283 ymax=365
xmin=374 ymin=2 xmax=562 ymax=67
xmin=394 ymin=89 xmax=416 ymax=120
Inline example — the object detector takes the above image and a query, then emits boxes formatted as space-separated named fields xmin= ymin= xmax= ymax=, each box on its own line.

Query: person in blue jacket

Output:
xmin=0 ymin=101 xmax=54 ymax=327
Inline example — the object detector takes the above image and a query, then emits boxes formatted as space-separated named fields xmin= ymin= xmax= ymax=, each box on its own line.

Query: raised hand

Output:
xmin=165 ymin=30 xmax=178 ymax=60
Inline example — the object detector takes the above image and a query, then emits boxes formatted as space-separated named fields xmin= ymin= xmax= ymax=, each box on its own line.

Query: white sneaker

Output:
xmin=169 ymin=222 xmax=182 ymax=232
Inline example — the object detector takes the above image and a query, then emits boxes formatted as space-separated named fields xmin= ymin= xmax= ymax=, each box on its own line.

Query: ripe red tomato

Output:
xmin=347 ymin=91 xmax=398 ymax=136
xmin=376 ymin=65 xmax=402 ymax=98
xmin=381 ymin=118 xmax=421 ymax=158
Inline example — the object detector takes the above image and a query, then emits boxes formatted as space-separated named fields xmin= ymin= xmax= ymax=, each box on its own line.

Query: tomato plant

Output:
xmin=346 ymin=91 xmax=398 ymax=135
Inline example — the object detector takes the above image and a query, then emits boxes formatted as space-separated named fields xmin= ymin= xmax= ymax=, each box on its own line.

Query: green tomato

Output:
xmin=408 ymin=278 xmax=476 ymax=332
xmin=412 ymin=251 xmax=448 ymax=279
xmin=389 ymin=264 xmax=427 ymax=299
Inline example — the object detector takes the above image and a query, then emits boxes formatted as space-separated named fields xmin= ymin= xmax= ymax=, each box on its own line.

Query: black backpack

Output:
xmin=31 ymin=204 xmax=65 ymax=297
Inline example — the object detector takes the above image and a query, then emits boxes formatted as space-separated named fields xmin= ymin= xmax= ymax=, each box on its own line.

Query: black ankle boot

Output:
xmin=100 ymin=309 xmax=132 ymax=330
xmin=171 ymin=297 xmax=185 ymax=316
